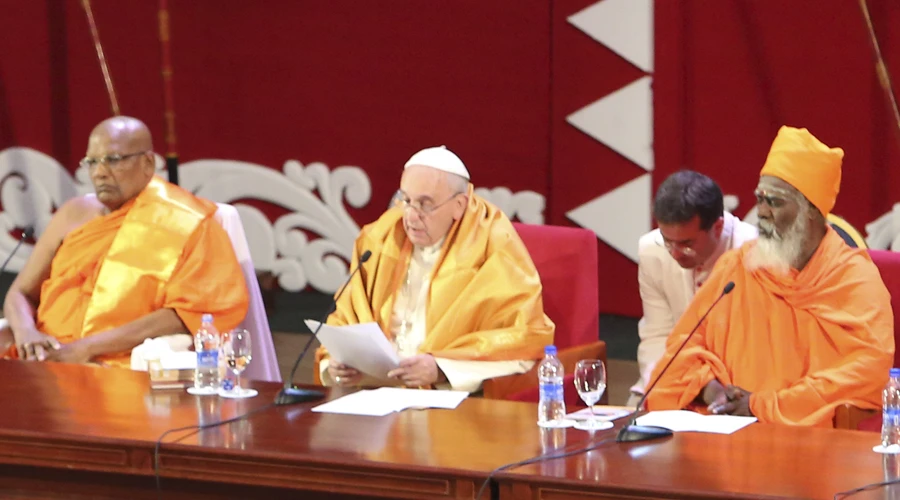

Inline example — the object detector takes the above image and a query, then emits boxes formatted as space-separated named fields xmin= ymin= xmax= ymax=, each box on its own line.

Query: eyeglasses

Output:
xmin=393 ymin=190 xmax=460 ymax=216
xmin=79 ymin=151 xmax=148 ymax=172
xmin=754 ymin=188 xmax=798 ymax=208
xmin=662 ymin=239 xmax=697 ymax=257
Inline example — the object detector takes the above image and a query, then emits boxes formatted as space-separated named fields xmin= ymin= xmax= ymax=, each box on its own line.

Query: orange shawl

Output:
xmin=32 ymin=177 xmax=249 ymax=367
xmin=315 ymin=185 xmax=554 ymax=370
xmin=646 ymin=228 xmax=894 ymax=427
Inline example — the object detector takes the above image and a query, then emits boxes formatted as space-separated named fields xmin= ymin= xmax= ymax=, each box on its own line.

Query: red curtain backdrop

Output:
xmin=2 ymin=0 xmax=899 ymax=318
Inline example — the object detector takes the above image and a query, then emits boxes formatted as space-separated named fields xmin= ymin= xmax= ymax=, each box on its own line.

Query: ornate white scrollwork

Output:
xmin=0 ymin=147 xmax=548 ymax=293
xmin=177 ymin=159 xmax=369 ymax=293
xmin=474 ymin=187 xmax=545 ymax=225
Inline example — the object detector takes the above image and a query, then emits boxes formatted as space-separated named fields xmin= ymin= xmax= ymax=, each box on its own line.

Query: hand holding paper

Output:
xmin=307 ymin=320 xmax=400 ymax=380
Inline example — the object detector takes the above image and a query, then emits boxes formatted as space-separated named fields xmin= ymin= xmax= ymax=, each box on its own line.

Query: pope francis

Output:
xmin=315 ymin=146 xmax=555 ymax=392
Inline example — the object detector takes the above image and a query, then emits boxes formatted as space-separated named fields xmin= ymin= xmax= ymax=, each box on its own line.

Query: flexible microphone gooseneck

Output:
xmin=274 ymin=250 xmax=372 ymax=406
xmin=616 ymin=281 xmax=735 ymax=443
xmin=0 ymin=227 xmax=35 ymax=274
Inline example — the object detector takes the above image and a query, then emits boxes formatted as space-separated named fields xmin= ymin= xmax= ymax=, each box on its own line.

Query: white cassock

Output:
xmin=320 ymin=238 xmax=533 ymax=393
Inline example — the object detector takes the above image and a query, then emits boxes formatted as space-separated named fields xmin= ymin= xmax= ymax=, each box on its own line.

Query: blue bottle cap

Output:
xmin=544 ymin=345 xmax=557 ymax=355
xmin=891 ymin=368 xmax=900 ymax=378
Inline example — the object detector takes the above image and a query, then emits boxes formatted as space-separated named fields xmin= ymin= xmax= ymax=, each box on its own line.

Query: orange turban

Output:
xmin=759 ymin=126 xmax=843 ymax=216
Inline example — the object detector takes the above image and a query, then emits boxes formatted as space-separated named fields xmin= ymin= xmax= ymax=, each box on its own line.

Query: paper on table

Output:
xmin=306 ymin=320 xmax=400 ymax=380
xmin=635 ymin=410 xmax=756 ymax=434
xmin=312 ymin=387 xmax=469 ymax=416
xmin=565 ymin=405 xmax=632 ymax=422
xmin=311 ymin=390 xmax=398 ymax=417
xmin=369 ymin=387 xmax=469 ymax=410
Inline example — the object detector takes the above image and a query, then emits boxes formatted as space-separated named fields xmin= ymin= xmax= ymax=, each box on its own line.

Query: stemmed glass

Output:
xmin=573 ymin=359 xmax=613 ymax=431
xmin=218 ymin=328 xmax=258 ymax=399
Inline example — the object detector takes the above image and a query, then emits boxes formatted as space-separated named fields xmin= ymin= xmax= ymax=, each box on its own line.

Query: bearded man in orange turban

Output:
xmin=316 ymin=146 xmax=554 ymax=392
xmin=646 ymin=126 xmax=894 ymax=427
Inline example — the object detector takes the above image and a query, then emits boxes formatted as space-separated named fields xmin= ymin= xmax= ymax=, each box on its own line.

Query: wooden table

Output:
xmin=496 ymin=420 xmax=898 ymax=500
xmin=0 ymin=360 xmax=895 ymax=500
xmin=0 ymin=360 xmax=544 ymax=499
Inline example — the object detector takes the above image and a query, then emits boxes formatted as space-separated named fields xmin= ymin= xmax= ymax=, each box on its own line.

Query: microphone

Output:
xmin=616 ymin=281 xmax=735 ymax=443
xmin=0 ymin=227 xmax=35 ymax=275
xmin=274 ymin=249 xmax=372 ymax=406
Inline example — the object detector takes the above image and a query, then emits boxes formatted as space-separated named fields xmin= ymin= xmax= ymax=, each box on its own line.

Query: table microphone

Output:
xmin=0 ymin=227 xmax=35 ymax=275
xmin=616 ymin=281 xmax=735 ymax=443
xmin=274 ymin=249 xmax=372 ymax=406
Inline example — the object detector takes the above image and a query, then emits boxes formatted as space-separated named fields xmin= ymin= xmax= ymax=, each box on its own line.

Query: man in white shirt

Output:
xmin=628 ymin=170 xmax=757 ymax=406
xmin=316 ymin=146 xmax=554 ymax=393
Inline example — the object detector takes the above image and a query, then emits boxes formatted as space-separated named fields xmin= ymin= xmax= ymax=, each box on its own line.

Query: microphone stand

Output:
xmin=274 ymin=250 xmax=371 ymax=406
xmin=616 ymin=282 xmax=735 ymax=443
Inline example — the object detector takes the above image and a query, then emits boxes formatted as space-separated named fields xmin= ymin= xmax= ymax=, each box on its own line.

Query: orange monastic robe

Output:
xmin=315 ymin=185 xmax=554 ymax=371
xmin=32 ymin=177 xmax=249 ymax=368
xmin=646 ymin=228 xmax=894 ymax=427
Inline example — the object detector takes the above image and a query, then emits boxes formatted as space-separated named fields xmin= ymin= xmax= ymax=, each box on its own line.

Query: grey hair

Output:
xmin=446 ymin=172 xmax=469 ymax=194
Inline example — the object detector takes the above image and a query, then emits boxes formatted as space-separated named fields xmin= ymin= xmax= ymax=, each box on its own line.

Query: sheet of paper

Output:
xmin=635 ymin=410 xmax=757 ymax=434
xmin=565 ymin=405 xmax=632 ymax=422
xmin=312 ymin=388 xmax=469 ymax=416
xmin=311 ymin=390 xmax=399 ymax=417
xmin=306 ymin=320 xmax=400 ymax=380
xmin=369 ymin=387 xmax=469 ymax=410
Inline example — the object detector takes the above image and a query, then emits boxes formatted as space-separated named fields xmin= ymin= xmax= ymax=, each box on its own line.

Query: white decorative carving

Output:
xmin=177 ymin=159 xmax=368 ymax=293
xmin=723 ymin=194 xmax=740 ymax=214
xmin=0 ymin=147 xmax=83 ymax=271
xmin=0 ymin=147 xmax=548 ymax=293
xmin=474 ymin=187 xmax=545 ymax=224
xmin=866 ymin=204 xmax=900 ymax=251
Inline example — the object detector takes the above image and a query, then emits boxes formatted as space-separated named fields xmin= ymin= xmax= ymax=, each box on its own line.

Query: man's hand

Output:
xmin=709 ymin=385 xmax=754 ymax=416
xmin=327 ymin=358 xmax=363 ymax=386
xmin=44 ymin=338 xmax=94 ymax=364
xmin=702 ymin=379 xmax=728 ymax=408
xmin=13 ymin=328 xmax=60 ymax=361
xmin=387 ymin=354 xmax=442 ymax=387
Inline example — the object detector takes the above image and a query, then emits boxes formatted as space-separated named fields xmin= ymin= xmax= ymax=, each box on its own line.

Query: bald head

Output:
xmin=85 ymin=116 xmax=156 ymax=211
xmin=90 ymin=116 xmax=153 ymax=152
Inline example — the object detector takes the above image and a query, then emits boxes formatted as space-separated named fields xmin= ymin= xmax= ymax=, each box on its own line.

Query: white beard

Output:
xmin=746 ymin=209 xmax=809 ymax=275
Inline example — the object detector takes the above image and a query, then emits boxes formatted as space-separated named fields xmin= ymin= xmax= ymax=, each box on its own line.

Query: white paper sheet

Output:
xmin=369 ymin=387 xmax=469 ymax=410
xmin=312 ymin=387 xmax=469 ymax=416
xmin=306 ymin=320 xmax=400 ymax=380
xmin=634 ymin=410 xmax=757 ymax=434
xmin=310 ymin=390 xmax=399 ymax=417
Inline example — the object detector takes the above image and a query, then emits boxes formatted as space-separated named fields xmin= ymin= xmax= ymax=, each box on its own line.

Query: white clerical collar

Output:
xmin=413 ymin=236 xmax=446 ymax=264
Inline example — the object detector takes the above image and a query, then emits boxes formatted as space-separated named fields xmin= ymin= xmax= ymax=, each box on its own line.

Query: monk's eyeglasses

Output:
xmin=80 ymin=151 xmax=149 ymax=172
xmin=754 ymin=188 xmax=799 ymax=209
xmin=393 ymin=190 xmax=461 ymax=216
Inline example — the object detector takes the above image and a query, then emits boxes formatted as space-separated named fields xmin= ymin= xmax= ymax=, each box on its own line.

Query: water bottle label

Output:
xmin=197 ymin=349 xmax=218 ymax=369
xmin=539 ymin=383 xmax=563 ymax=401
xmin=886 ymin=407 xmax=900 ymax=425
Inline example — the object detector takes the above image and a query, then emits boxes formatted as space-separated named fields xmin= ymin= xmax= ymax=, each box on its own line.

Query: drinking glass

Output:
xmin=218 ymin=329 xmax=257 ymax=399
xmin=573 ymin=359 xmax=612 ymax=431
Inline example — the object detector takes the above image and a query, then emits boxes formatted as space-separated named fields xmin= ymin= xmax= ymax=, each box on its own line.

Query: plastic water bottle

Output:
xmin=193 ymin=314 xmax=220 ymax=393
xmin=537 ymin=345 xmax=566 ymax=426
xmin=881 ymin=368 xmax=900 ymax=448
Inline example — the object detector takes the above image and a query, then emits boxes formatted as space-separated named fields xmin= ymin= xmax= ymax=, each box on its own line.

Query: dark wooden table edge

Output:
xmin=0 ymin=431 xmax=490 ymax=499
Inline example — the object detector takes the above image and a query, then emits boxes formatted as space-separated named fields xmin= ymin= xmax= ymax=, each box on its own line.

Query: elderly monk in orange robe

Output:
xmin=0 ymin=116 xmax=249 ymax=368
xmin=315 ymin=146 xmax=554 ymax=392
xmin=646 ymin=126 xmax=894 ymax=427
